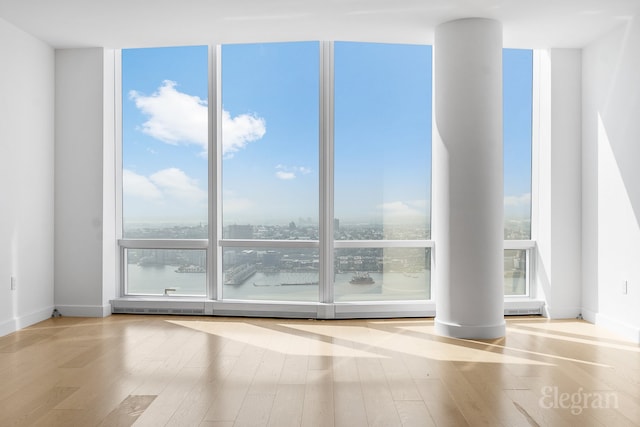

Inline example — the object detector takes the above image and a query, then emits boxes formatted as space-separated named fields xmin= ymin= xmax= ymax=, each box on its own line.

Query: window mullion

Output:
xmin=115 ymin=49 xmax=124 ymax=297
xmin=319 ymin=41 xmax=335 ymax=304
xmin=210 ymin=44 xmax=222 ymax=301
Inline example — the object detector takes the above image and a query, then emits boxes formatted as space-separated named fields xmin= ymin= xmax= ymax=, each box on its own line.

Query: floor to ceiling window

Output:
xmin=333 ymin=42 xmax=432 ymax=302
xmin=503 ymin=48 xmax=534 ymax=296
xmin=220 ymin=42 xmax=320 ymax=302
xmin=121 ymin=46 xmax=209 ymax=296
xmin=118 ymin=42 xmax=535 ymax=311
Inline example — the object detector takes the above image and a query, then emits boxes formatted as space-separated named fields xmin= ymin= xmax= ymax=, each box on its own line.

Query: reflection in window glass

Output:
xmin=504 ymin=249 xmax=527 ymax=296
xmin=125 ymin=249 xmax=206 ymax=296
xmin=334 ymin=248 xmax=431 ymax=302
xmin=221 ymin=42 xmax=319 ymax=237
xmin=334 ymin=42 xmax=432 ymax=240
xmin=503 ymin=49 xmax=533 ymax=240
xmin=122 ymin=46 xmax=209 ymax=239
xmin=222 ymin=247 xmax=319 ymax=302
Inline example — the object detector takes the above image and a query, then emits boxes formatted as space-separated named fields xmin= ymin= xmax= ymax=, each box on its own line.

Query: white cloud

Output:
xmin=149 ymin=168 xmax=207 ymax=203
xmin=378 ymin=200 xmax=428 ymax=218
xmin=123 ymin=169 xmax=163 ymax=200
xmin=504 ymin=193 xmax=531 ymax=206
xmin=275 ymin=164 xmax=312 ymax=180
xmin=222 ymin=110 xmax=266 ymax=157
xmin=130 ymin=80 xmax=266 ymax=156
xmin=276 ymin=171 xmax=296 ymax=180
xmin=223 ymin=197 xmax=254 ymax=212
xmin=123 ymin=167 xmax=206 ymax=206
xmin=130 ymin=80 xmax=207 ymax=149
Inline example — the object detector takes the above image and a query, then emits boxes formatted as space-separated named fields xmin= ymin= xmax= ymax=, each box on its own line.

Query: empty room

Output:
xmin=1 ymin=0 xmax=639 ymax=425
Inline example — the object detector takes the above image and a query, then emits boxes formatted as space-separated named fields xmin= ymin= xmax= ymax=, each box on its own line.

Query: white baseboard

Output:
xmin=435 ymin=318 xmax=506 ymax=339
xmin=55 ymin=304 xmax=112 ymax=318
xmin=594 ymin=312 xmax=640 ymax=344
xmin=580 ymin=307 xmax=597 ymax=324
xmin=0 ymin=306 xmax=55 ymax=337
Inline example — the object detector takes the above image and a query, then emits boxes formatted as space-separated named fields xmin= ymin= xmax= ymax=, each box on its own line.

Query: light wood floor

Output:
xmin=0 ymin=315 xmax=638 ymax=427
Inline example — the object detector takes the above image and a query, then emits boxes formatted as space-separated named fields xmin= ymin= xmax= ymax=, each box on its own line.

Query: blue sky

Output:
xmin=122 ymin=45 xmax=209 ymax=224
xmin=334 ymin=42 xmax=431 ymax=226
xmin=503 ymin=48 xmax=533 ymax=218
xmin=221 ymin=42 xmax=319 ymax=225
xmin=122 ymin=43 xmax=532 ymax=227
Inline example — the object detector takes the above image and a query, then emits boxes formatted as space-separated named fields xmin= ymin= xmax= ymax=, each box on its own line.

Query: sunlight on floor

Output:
xmin=166 ymin=320 xmax=386 ymax=358
xmin=509 ymin=320 xmax=640 ymax=353
xmin=167 ymin=318 xmax=551 ymax=365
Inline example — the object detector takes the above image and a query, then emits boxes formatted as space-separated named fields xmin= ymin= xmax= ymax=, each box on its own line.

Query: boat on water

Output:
xmin=175 ymin=264 xmax=205 ymax=273
xmin=349 ymin=272 xmax=375 ymax=284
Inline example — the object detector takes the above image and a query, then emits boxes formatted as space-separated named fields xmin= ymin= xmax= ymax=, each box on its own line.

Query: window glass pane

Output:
xmin=504 ymin=249 xmax=527 ymax=296
xmin=335 ymin=248 xmax=431 ymax=302
xmin=222 ymin=247 xmax=319 ymax=302
xmin=221 ymin=42 xmax=319 ymax=238
xmin=125 ymin=249 xmax=206 ymax=296
xmin=122 ymin=46 xmax=209 ymax=238
xmin=503 ymin=49 xmax=533 ymax=240
xmin=334 ymin=42 xmax=432 ymax=240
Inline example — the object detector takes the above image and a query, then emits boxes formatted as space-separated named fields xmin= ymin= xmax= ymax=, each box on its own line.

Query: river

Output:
xmin=126 ymin=265 xmax=432 ymax=301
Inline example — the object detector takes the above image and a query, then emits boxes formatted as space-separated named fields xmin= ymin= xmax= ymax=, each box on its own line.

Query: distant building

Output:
xmin=227 ymin=224 xmax=253 ymax=239
xmin=262 ymin=250 xmax=280 ymax=268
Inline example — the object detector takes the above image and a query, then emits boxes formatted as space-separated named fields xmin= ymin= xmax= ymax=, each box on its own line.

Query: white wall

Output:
xmin=0 ymin=17 xmax=55 ymax=336
xmin=533 ymin=49 xmax=583 ymax=319
xmin=582 ymin=17 xmax=640 ymax=342
xmin=55 ymin=48 xmax=116 ymax=317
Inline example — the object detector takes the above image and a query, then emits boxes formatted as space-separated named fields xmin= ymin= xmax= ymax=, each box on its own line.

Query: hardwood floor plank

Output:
xmin=379 ymin=357 xmax=422 ymax=401
xmin=267 ymin=384 xmax=305 ymax=427
xmin=30 ymin=408 xmax=83 ymax=427
xmin=415 ymin=377 xmax=469 ymax=427
xmin=456 ymin=362 xmax=538 ymax=426
xmin=132 ymin=366 xmax=208 ymax=427
xmin=97 ymin=394 xmax=156 ymax=427
xmin=164 ymin=378 xmax=226 ymax=427
xmin=234 ymin=392 xmax=276 ymax=427
xmin=357 ymin=358 xmax=403 ymax=426
xmin=333 ymin=382 xmax=368 ymax=427
xmin=301 ymin=369 xmax=334 ymax=427
xmin=505 ymin=388 xmax=575 ymax=427
xmin=202 ymin=342 xmax=264 ymax=423
xmin=198 ymin=422 xmax=234 ymax=427
xmin=0 ymin=332 xmax=51 ymax=354
xmin=0 ymin=386 xmax=78 ymax=427
xmin=394 ymin=400 xmax=436 ymax=427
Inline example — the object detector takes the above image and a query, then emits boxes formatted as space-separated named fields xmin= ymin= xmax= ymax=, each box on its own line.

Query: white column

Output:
xmin=433 ymin=18 xmax=505 ymax=339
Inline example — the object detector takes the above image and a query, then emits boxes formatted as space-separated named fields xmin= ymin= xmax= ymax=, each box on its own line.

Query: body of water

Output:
xmin=127 ymin=265 xmax=431 ymax=301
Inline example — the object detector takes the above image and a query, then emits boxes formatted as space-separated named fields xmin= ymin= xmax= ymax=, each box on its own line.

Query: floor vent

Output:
xmin=504 ymin=308 xmax=543 ymax=316
xmin=112 ymin=307 xmax=205 ymax=315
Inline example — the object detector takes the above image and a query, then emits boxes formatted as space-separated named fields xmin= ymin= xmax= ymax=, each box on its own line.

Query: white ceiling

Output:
xmin=0 ymin=0 xmax=638 ymax=49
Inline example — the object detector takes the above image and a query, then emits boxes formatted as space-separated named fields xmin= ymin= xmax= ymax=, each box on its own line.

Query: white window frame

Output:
xmin=113 ymin=43 xmax=540 ymax=318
